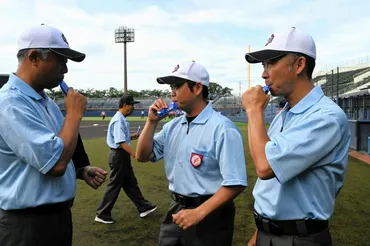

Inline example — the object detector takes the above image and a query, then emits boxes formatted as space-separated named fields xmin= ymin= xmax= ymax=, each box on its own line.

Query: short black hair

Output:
xmin=186 ymin=81 xmax=209 ymax=101
xmin=289 ymin=52 xmax=315 ymax=80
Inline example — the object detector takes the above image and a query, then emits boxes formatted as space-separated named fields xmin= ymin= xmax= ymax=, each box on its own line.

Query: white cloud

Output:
xmin=1 ymin=0 xmax=370 ymax=95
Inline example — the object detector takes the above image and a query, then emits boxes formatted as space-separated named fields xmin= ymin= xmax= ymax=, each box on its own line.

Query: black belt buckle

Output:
xmin=253 ymin=211 xmax=283 ymax=235
xmin=171 ymin=193 xmax=194 ymax=207
xmin=170 ymin=193 xmax=177 ymax=202
xmin=171 ymin=193 xmax=184 ymax=205
xmin=178 ymin=194 xmax=191 ymax=207
xmin=171 ymin=193 xmax=212 ymax=207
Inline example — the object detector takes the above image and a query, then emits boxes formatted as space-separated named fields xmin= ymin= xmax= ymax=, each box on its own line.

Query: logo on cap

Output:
xmin=190 ymin=153 xmax=203 ymax=168
xmin=62 ymin=34 xmax=69 ymax=45
xmin=172 ymin=64 xmax=180 ymax=73
xmin=265 ymin=34 xmax=275 ymax=46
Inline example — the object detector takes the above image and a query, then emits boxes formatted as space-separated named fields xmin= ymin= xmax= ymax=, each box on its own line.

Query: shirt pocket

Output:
xmin=188 ymin=147 xmax=209 ymax=174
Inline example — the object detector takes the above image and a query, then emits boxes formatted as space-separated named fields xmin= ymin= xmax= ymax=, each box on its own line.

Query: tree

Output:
xmin=209 ymin=82 xmax=233 ymax=96
xmin=46 ymin=88 xmax=64 ymax=99
xmin=128 ymin=89 xmax=140 ymax=97
xmin=46 ymin=82 xmax=233 ymax=100
xmin=221 ymin=87 xmax=233 ymax=96
xmin=106 ymin=87 xmax=121 ymax=98
xmin=209 ymin=82 xmax=223 ymax=95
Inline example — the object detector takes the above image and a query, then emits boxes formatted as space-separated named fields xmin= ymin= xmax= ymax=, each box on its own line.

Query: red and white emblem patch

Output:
xmin=190 ymin=153 xmax=203 ymax=168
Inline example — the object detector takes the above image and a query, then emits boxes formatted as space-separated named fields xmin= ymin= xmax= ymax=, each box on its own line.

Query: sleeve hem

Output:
xmin=39 ymin=138 xmax=65 ymax=174
xmin=221 ymin=179 xmax=248 ymax=187
xmin=266 ymin=152 xmax=287 ymax=183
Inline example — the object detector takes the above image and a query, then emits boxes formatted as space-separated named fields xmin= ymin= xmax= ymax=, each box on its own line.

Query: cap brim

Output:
xmin=245 ymin=49 xmax=288 ymax=63
xmin=50 ymin=48 xmax=86 ymax=62
xmin=157 ymin=76 xmax=189 ymax=85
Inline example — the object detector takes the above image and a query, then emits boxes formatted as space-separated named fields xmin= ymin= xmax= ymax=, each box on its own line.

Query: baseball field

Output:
xmin=72 ymin=118 xmax=370 ymax=246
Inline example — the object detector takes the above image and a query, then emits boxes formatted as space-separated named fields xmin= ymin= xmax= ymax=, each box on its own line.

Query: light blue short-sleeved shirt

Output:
xmin=107 ymin=111 xmax=130 ymax=149
xmin=253 ymin=86 xmax=351 ymax=220
xmin=152 ymin=103 xmax=247 ymax=197
xmin=0 ymin=74 xmax=76 ymax=210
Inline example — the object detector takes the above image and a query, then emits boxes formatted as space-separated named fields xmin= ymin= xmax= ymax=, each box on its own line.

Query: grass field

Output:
xmin=72 ymin=123 xmax=370 ymax=246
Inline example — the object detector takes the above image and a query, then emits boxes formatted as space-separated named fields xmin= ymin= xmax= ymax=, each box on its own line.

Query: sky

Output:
xmin=1 ymin=0 xmax=370 ymax=95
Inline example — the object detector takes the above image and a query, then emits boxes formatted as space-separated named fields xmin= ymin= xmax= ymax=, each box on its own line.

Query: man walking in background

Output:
xmin=95 ymin=95 xmax=156 ymax=224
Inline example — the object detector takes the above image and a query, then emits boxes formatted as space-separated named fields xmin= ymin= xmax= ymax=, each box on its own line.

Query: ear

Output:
xmin=27 ymin=49 xmax=40 ymax=64
xmin=295 ymin=56 xmax=306 ymax=76
xmin=192 ymin=82 xmax=203 ymax=96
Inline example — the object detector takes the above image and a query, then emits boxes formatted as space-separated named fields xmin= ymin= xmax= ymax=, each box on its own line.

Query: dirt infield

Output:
xmin=79 ymin=120 xmax=166 ymax=139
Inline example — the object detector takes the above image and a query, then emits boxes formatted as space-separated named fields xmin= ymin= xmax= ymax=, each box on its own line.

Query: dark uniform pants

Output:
xmin=256 ymin=229 xmax=332 ymax=246
xmin=96 ymin=149 xmax=152 ymax=219
xmin=0 ymin=206 xmax=72 ymax=246
xmin=158 ymin=200 xmax=235 ymax=246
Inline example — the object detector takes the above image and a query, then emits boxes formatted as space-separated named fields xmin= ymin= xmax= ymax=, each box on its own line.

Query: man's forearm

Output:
xmin=247 ymin=109 xmax=274 ymax=179
xmin=136 ymin=119 xmax=158 ymax=162
xmin=196 ymin=186 xmax=245 ymax=220
xmin=120 ymin=142 xmax=135 ymax=157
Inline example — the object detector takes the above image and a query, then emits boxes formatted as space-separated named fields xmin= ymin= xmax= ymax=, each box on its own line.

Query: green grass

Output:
xmin=72 ymin=125 xmax=370 ymax=246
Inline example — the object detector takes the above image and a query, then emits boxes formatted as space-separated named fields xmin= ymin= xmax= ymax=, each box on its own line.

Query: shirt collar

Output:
xmin=180 ymin=102 xmax=213 ymax=125
xmin=289 ymin=86 xmax=324 ymax=114
xmin=8 ymin=73 xmax=43 ymax=101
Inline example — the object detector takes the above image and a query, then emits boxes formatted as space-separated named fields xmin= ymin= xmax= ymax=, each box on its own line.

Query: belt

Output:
xmin=3 ymin=200 xmax=72 ymax=215
xmin=253 ymin=211 xmax=328 ymax=236
xmin=110 ymin=148 xmax=125 ymax=151
xmin=171 ymin=192 xmax=212 ymax=207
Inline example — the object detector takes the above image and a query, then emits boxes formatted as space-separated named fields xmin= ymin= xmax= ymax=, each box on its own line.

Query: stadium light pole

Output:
xmin=115 ymin=26 xmax=135 ymax=95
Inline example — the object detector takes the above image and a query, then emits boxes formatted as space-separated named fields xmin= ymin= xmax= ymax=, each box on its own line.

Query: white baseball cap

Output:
xmin=245 ymin=27 xmax=316 ymax=63
xmin=157 ymin=61 xmax=210 ymax=87
xmin=17 ymin=24 xmax=85 ymax=62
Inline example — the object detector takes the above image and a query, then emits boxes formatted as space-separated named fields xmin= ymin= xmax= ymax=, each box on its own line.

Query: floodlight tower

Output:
xmin=115 ymin=26 xmax=135 ymax=95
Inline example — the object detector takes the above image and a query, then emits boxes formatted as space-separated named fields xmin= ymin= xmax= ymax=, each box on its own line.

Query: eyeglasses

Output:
xmin=170 ymin=82 xmax=186 ymax=91
xmin=50 ymin=51 xmax=68 ymax=64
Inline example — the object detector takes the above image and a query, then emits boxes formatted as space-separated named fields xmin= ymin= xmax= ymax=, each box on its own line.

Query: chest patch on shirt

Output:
xmin=190 ymin=153 xmax=203 ymax=168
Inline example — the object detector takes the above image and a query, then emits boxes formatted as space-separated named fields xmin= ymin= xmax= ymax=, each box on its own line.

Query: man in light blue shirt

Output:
xmin=242 ymin=27 xmax=351 ymax=246
xmin=0 ymin=25 xmax=107 ymax=246
xmin=95 ymin=95 xmax=156 ymax=224
xmin=136 ymin=61 xmax=247 ymax=246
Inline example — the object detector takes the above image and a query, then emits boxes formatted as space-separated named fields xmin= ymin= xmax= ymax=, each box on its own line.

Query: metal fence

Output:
xmin=339 ymin=95 xmax=370 ymax=120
